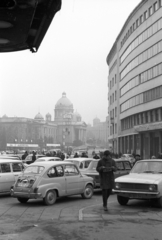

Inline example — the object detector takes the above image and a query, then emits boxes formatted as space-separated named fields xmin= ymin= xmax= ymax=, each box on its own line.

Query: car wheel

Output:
xmin=117 ymin=195 xmax=129 ymax=206
xmin=17 ymin=197 xmax=29 ymax=203
xmin=81 ymin=184 xmax=93 ymax=199
xmin=43 ymin=190 xmax=57 ymax=205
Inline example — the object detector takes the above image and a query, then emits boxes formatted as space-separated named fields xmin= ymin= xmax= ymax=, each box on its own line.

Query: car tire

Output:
xmin=43 ymin=190 xmax=57 ymax=205
xmin=81 ymin=184 xmax=93 ymax=199
xmin=17 ymin=197 xmax=29 ymax=203
xmin=117 ymin=195 xmax=129 ymax=206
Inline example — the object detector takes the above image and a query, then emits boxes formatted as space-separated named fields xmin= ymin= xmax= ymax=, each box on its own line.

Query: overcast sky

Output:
xmin=0 ymin=0 xmax=141 ymax=125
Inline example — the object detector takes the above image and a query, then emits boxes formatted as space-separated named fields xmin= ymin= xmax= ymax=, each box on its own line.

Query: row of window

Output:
xmin=121 ymin=62 xmax=162 ymax=96
xmin=110 ymin=74 xmax=117 ymax=89
xmin=110 ymin=90 xmax=117 ymax=105
xmin=121 ymin=107 xmax=162 ymax=131
xmin=120 ymin=39 xmax=162 ymax=80
xmin=120 ymin=0 xmax=161 ymax=50
xmin=110 ymin=123 xmax=117 ymax=136
xmin=121 ymin=85 xmax=162 ymax=112
xmin=120 ymin=17 xmax=162 ymax=64
xmin=110 ymin=107 xmax=117 ymax=120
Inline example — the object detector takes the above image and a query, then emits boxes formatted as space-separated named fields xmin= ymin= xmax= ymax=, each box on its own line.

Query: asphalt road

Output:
xmin=0 ymin=190 xmax=162 ymax=240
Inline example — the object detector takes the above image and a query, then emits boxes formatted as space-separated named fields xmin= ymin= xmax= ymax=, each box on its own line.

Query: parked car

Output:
xmin=0 ymin=159 xmax=24 ymax=194
xmin=121 ymin=154 xmax=135 ymax=166
xmin=0 ymin=155 xmax=21 ymax=160
xmin=65 ymin=158 xmax=132 ymax=188
xmin=113 ymin=159 xmax=162 ymax=207
xmin=23 ymin=154 xmax=45 ymax=165
xmin=64 ymin=158 xmax=94 ymax=169
xmin=35 ymin=157 xmax=61 ymax=162
xmin=10 ymin=161 xmax=94 ymax=205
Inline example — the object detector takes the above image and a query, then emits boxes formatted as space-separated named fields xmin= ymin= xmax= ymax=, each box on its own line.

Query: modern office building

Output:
xmin=107 ymin=0 xmax=162 ymax=158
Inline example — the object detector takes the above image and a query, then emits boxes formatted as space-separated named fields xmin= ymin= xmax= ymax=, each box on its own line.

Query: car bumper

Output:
xmin=113 ymin=189 xmax=160 ymax=199
xmin=10 ymin=189 xmax=42 ymax=199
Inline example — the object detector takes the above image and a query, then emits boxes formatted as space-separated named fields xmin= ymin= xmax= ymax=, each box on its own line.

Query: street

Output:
xmin=0 ymin=191 xmax=162 ymax=240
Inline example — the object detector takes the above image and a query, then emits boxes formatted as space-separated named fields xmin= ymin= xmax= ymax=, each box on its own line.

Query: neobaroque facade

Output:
xmin=0 ymin=93 xmax=86 ymax=151
xmin=107 ymin=0 xmax=162 ymax=158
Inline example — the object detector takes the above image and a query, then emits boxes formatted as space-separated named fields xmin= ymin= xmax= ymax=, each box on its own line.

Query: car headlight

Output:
xmin=148 ymin=184 xmax=157 ymax=192
xmin=115 ymin=182 xmax=120 ymax=189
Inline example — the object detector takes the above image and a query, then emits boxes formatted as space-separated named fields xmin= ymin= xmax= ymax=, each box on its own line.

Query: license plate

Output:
xmin=17 ymin=183 xmax=28 ymax=188
xmin=129 ymin=193 xmax=144 ymax=198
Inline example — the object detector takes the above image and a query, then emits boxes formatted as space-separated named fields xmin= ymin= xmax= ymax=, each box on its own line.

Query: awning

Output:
xmin=0 ymin=0 xmax=61 ymax=53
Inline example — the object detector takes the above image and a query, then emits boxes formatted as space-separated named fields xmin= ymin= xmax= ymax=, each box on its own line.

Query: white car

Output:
xmin=10 ymin=161 xmax=94 ymax=205
xmin=0 ymin=159 xmax=24 ymax=194
xmin=113 ymin=159 xmax=162 ymax=207
xmin=35 ymin=157 xmax=61 ymax=162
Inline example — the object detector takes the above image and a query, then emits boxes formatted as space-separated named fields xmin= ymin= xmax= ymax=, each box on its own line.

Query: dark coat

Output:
xmin=96 ymin=156 xmax=116 ymax=189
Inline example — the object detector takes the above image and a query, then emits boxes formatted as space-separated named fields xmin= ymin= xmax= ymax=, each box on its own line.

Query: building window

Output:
xmin=154 ymin=2 xmax=158 ymax=11
xmin=149 ymin=6 xmax=153 ymax=16
xmin=145 ymin=112 xmax=148 ymax=123
xmin=140 ymin=15 xmax=144 ymax=24
xmin=115 ymin=124 xmax=117 ymax=134
xmin=155 ymin=109 xmax=159 ymax=121
xmin=144 ymin=10 xmax=148 ymax=20
xmin=136 ymin=19 xmax=140 ymax=27
xmin=150 ymin=110 xmax=154 ymax=122
xmin=133 ymin=22 xmax=136 ymax=30
xmin=115 ymin=91 xmax=117 ymax=100
xmin=112 ymin=78 xmax=114 ymax=87
xmin=115 ymin=107 xmax=117 ymax=117
xmin=160 ymin=0 xmax=162 ymax=7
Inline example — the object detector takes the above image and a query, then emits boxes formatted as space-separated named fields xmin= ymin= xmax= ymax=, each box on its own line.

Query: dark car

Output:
xmin=75 ymin=158 xmax=132 ymax=188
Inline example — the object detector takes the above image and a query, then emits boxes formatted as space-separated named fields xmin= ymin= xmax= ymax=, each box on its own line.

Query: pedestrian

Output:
xmin=22 ymin=151 xmax=28 ymax=160
xmin=96 ymin=150 xmax=116 ymax=211
xmin=32 ymin=151 xmax=36 ymax=163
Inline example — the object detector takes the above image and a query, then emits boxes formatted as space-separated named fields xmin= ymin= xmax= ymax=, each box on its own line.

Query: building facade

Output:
xmin=107 ymin=0 xmax=162 ymax=158
xmin=54 ymin=92 xmax=87 ymax=149
xmin=0 ymin=92 xmax=87 ymax=151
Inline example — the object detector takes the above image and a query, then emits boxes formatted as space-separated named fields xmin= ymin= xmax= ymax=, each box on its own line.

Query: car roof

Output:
xmin=29 ymin=161 xmax=76 ymax=170
xmin=36 ymin=157 xmax=61 ymax=160
xmin=113 ymin=158 xmax=131 ymax=162
xmin=65 ymin=158 xmax=94 ymax=162
xmin=137 ymin=159 xmax=162 ymax=161
xmin=0 ymin=159 xmax=22 ymax=163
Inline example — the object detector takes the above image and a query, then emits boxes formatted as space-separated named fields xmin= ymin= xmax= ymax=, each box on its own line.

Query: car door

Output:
xmin=0 ymin=163 xmax=15 ymax=192
xmin=114 ymin=161 xmax=125 ymax=178
xmin=45 ymin=165 xmax=66 ymax=196
xmin=11 ymin=162 xmax=23 ymax=181
xmin=64 ymin=164 xmax=84 ymax=195
xmin=123 ymin=161 xmax=132 ymax=174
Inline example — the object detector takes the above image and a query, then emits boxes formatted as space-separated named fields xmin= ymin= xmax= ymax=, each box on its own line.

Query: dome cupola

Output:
xmin=34 ymin=112 xmax=44 ymax=120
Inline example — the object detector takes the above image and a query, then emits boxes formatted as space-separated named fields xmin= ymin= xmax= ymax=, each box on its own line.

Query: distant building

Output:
xmin=86 ymin=117 xmax=109 ymax=148
xmin=54 ymin=92 xmax=87 ymax=149
xmin=0 ymin=92 xmax=87 ymax=151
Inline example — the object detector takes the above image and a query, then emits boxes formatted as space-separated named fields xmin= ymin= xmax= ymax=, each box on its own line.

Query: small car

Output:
xmin=65 ymin=158 xmax=132 ymax=188
xmin=23 ymin=154 xmax=45 ymax=165
xmin=0 ymin=159 xmax=24 ymax=194
xmin=113 ymin=159 xmax=162 ymax=208
xmin=10 ymin=161 xmax=94 ymax=205
xmin=35 ymin=157 xmax=61 ymax=162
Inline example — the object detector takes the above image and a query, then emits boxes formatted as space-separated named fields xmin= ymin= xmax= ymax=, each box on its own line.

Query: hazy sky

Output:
xmin=0 ymin=0 xmax=141 ymax=125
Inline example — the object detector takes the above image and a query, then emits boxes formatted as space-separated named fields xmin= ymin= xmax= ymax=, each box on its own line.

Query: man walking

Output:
xmin=96 ymin=150 xmax=116 ymax=211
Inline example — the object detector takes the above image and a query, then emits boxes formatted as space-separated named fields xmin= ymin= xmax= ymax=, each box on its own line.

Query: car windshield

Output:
xmin=90 ymin=161 xmax=98 ymax=170
xmin=24 ymin=166 xmax=44 ymax=174
xmin=131 ymin=161 xmax=162 ymax=174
